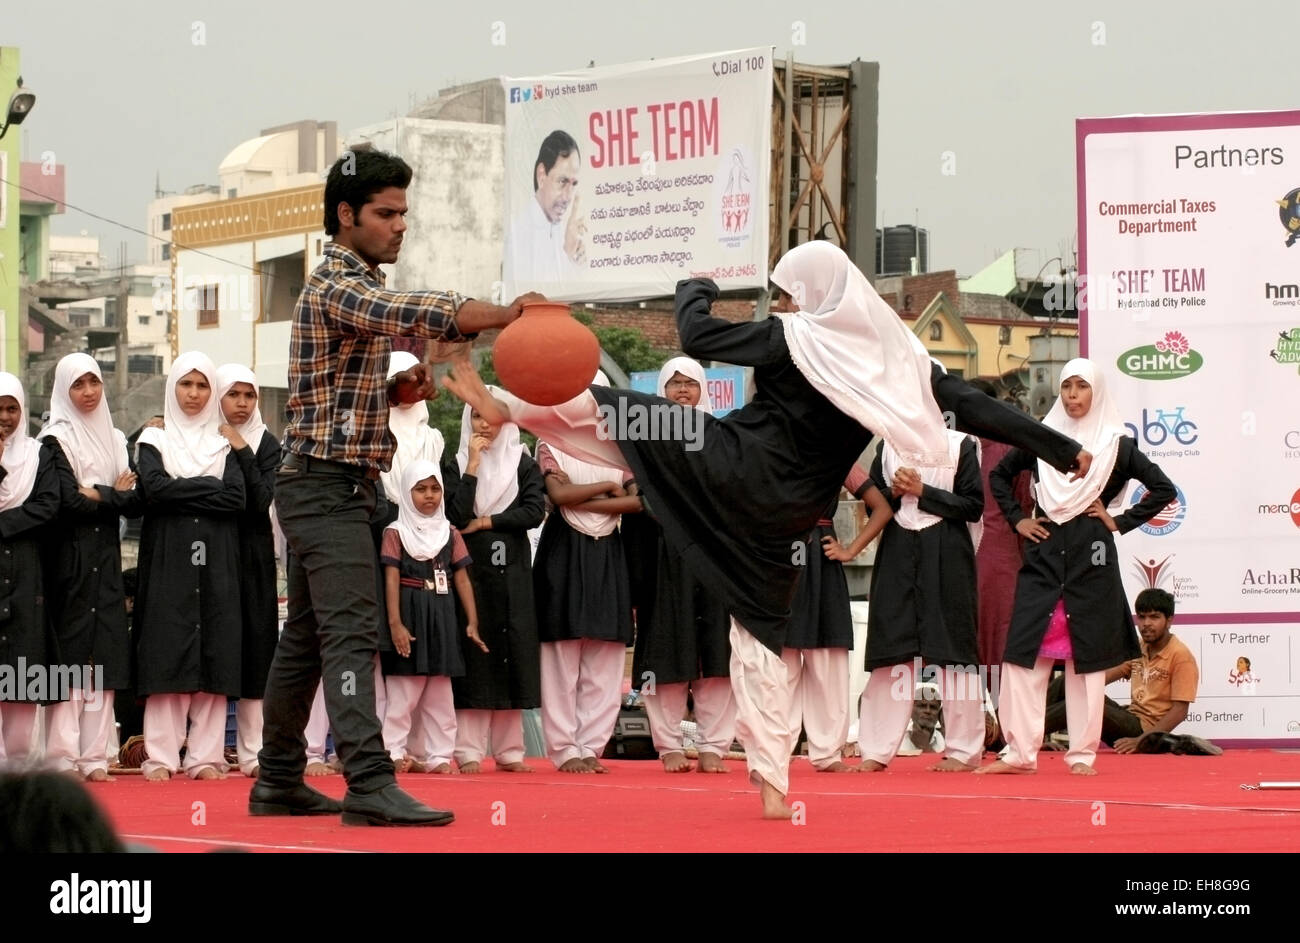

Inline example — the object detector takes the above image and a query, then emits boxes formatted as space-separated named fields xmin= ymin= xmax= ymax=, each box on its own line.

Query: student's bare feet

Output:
xmin=583 ymin=757 xmax=609 ymax=774
xmin=245 ymin=764 xmax=259 ymax=778
xmin=304 ymin=761 xmax=334 ymax=777
xmin=697 ymin=753 xmax=729 ymax=773
xmin=405 ymin=758 xmax=428 ymax=773
xmin=1070 ymin=762 xmax=1097 ymax=776
xmin=559 ymin=758 xmax=591 ymax=773
xmin=458 ymin=760 xmax=483 ymax=774
xmin=661 ymin=750 xmax=693 ymax=773
xmin=973 ymin=760 xmax=1034 ymax=775
xmin=194 ymin=767 xmax=225 ymax=780
xmin=430 ymin=763 xmax=456 ymax=774
xmin=817 ymin=761 xmax=856 ymax=773
xmin=497 ymin=761 xmax=534 ymax=773
xmin=85 ymin=769 xmax=114 ymax=782
xmin=144 ymin=768 xmax=170 ymax=782
xmin=856 ymin=759 xmax=888 ymax=773
xmin=929 ymin=757 xmax=979 ymax=772
xmin=840 ymin=742 xmax=861 ymax=758
xmin=760 ymin=780 xmax=795 ymax=820
xmin=394 ymin=756 xmax=413 ymax=774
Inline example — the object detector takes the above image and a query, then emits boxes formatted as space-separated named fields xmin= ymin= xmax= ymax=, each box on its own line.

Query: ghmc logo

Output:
xmin=1131 ymin=484 xmax=1187 ymax=536
xmin=1117 ymin=331 xmax=1204 ymax=380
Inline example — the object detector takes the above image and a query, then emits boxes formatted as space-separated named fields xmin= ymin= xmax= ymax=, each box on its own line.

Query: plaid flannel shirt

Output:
xmin=282 ymin=243 xmax=467 ymax=474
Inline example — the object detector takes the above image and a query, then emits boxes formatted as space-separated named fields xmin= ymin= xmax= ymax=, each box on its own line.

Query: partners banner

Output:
xmin=1078 ymin=110 xmax=1300 ymax=743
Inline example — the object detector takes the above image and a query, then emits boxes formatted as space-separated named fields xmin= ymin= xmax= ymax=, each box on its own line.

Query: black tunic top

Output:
xmin=231 ymin=435 xmax=281 ymax=699
xmin=378 ymin=531 xmax=470 ymax=678
xmin=447 ymin=455 xmax=546 ymax=710
xmin=591 ymin=278 xmax=1084 ymax=654
xmin=990 ymin=436 xmax=1176 ymax=673
xmin=41 ymin=438 xmax=143 ymax=691
xmin=134 ymin=447 xmax=246 ymax=697
xmin=0 ymin=448 xmax=59 ymax=701
xmin=864 ymin=437 xmax=984 ymax=670
xmin=534 ymin=511 xmax=634 ymax=645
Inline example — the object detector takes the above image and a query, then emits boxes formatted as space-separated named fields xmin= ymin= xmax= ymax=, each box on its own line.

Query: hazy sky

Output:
xmin=9 ymin=0 xmax=1300 ymax=276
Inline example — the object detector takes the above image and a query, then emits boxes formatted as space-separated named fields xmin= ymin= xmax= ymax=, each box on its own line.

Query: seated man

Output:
xmin=896 ymin=683 xmax=945 ymax=757
xmin=1044 ymin=588 xmax=1213 ymax=754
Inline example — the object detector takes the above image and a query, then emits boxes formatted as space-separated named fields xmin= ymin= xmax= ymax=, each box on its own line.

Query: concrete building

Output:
xmin=48 ymin=233 xmax=102 ymax=277
xmin=146 ymin=183 xmax=221 ymax=264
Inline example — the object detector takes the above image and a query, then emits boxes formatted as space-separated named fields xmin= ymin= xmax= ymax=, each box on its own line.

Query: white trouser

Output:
xmin=45 ymin=689 xmax=116 ymax=776
xmin=454 ymin=710 xmax=526 ymax=766
xmin=999 ymin=658 xmax=1105 ymax=769
xmin=0 ymin=702 xmax=39 ymax=770
xmin=235 ymin=698 xmax=263 ymax=776
xmin=643 ymin=677 xmax=737 ymax=757
xmin=858 ymin=662 xmax=986 ymax=766
xmin=540 ymin=639 xmax=627 ymax=767
xmin=729 ymin=619 xmax=799 ymax=796
xmin=142 ymin=693 xmax=228 ymax=777
xmin=383 ymin=675 xmax=456 ymax=767
xmin=782 ymin=647 xmax=850 ymax=769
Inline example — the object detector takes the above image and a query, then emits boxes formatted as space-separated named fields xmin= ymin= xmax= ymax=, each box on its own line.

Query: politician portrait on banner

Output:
xmin=502 ymin=48 xmax=772 ymax=302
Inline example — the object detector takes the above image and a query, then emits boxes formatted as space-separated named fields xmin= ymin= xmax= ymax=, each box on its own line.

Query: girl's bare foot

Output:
xmin=85 ymin=769 xmax=114 ymax=782
xmin=497 ymin=761 xmax=534 ymax=773
xmin=929 ymin=757 xmax=979 ymax=772
xmin=973 ymin=760 xmax=1035 ymax=775
xmin=817 ymin=761 xmax=856 ymax=773
xmin=856 ymin=759 xmax=888 ymax=773
xmin=194 ymin=767 xmax=224 ymax=780
xmin=430 ymin=763 xmax=456 ymax=774
xmin=583 ymin=757 xmax=609 ymax=774
xmin=245 ymin=764 xmax=259 ymax=778
xmin=697 ymin=753 xmax=729 ymax=773
xmin=144 ymin=768 xmax=170 ymax=782
xmin=661 ymin=750 xmax=693 ymax=773
xmin=458 ymin=760 xmax=483 ymax=774
xmin=394 ymin=756 xmax=413 ymax=774
xmin=558 ymin=758 xmax=590 ymax=773
xmin=1070 ymin=762 xmax=1098 ymax=776
xmin=760 ymin=780 xmax=794 ymax=820
xmin=304 ymin=761 xmax=334 ymax=776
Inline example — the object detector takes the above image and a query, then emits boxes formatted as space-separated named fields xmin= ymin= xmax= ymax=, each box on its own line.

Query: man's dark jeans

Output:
xmin=257 ymin=457 xmax=395 ymax=793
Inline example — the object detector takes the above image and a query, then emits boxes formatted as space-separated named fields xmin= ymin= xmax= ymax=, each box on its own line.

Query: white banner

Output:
xmin=1078 ymin=110 xmax=1300 ymax=744
xmin=502 ymin=48 xmax=772 ymax=303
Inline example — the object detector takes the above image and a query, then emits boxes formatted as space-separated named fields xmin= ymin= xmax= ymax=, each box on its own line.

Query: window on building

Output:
xmin=69 ymin=312 xmax=91 ymax=328
xmin=138 ymin=315 xmax=150 ymax=326
xmin=161 ymin=212 xmax=171 ymax=231
xmin=198 ymin=284 xmax=219 ymax=328
xmin=228 ymin=189 xmax=237 ymax=199
xmin=260 ymin=251 xmax=306 ymax=323
xmin=998 ymin=325 xmax=1011 ymax=345
xmin=929 ymin=321 xmax=943 ymax=341
xmin=161 ymin=243 xmax=171 ymax=261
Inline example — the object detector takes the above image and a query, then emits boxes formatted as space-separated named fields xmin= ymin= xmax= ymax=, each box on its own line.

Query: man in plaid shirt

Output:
xmin=251 ymin=148 xmax=538 ymax=826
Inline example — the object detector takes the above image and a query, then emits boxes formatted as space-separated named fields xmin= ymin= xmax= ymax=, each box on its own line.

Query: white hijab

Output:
xmin=0 ymin=373 xmax=42 ymax=511
xmin=772 ymin=241 xmax=953 ymax=468
xmin=656 ymin=356 xmax=714 ymax=414
xmin=215 ymin=363 xmax=268 ymax=454
xmin=137 ymin=351 xmax=230 ymax=479
xmin=38 ymin=352 xmax=129 ymax=487
xmin=382 ymin=351 xmax=444 ymax=502
xmin=1035 ymin=358 xmax=1127 ymax=525
xmin=388 ymin=458 xmax=451 ymax=562
xmin=882 ymin=430 xmax=984 ymax=552
xmin=546 ymin=369 xmax=621 ymax=538
xmin=455 ymin=386 xmax=526 ymax=517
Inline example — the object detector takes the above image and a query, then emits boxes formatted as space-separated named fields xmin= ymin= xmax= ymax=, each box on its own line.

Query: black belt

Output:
xmin=280 ymin=451 xmax=380 ymax=481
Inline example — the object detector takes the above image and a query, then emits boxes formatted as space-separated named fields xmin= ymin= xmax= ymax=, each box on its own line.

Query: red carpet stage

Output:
xmin=91 ymin=751 xmax=1300 ymax=853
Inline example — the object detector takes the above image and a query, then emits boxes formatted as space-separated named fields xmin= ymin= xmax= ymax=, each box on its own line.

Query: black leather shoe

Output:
xmin=249 ymin=781 xmax=343 ymax=816
xmin=341 ymin=784 xmax=454 ymax=827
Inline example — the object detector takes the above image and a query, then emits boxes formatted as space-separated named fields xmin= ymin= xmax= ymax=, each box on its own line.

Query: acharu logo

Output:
xmin=1117 ymin=331 xmax=1204 ymax=380
xmin=1131 ymin=483 xmax=1187 ymax=536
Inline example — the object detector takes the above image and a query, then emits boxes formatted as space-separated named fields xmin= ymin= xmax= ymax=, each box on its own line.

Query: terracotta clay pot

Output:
xmin=492 ymin=302 xmax=601 ymax=405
